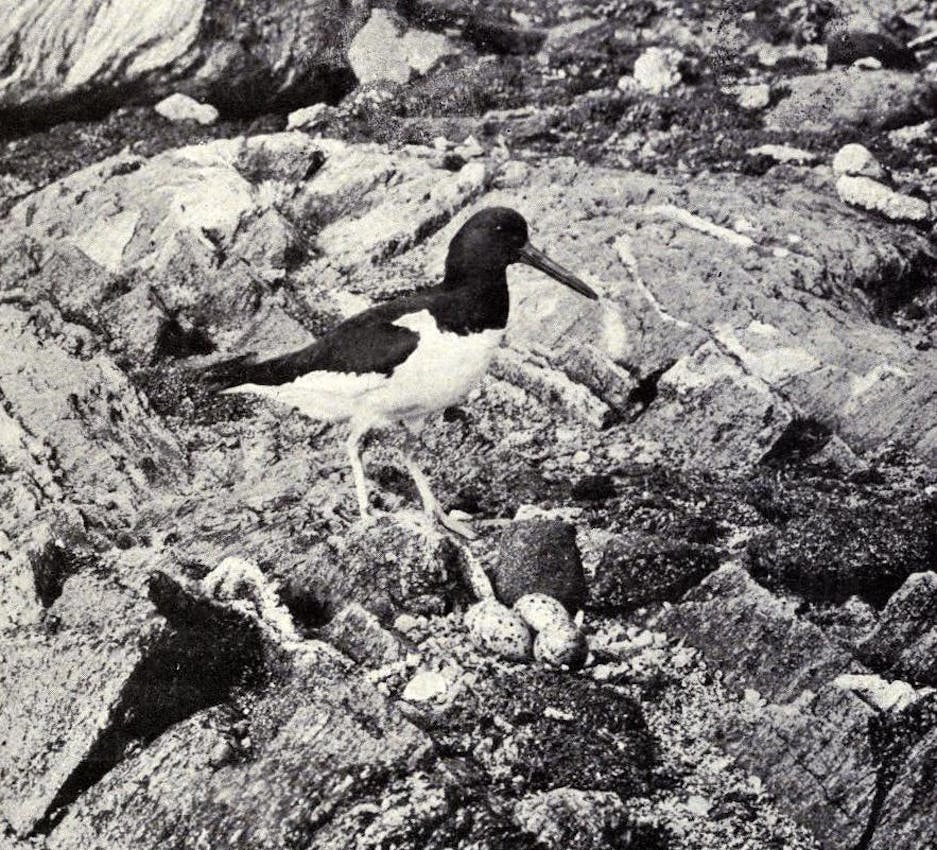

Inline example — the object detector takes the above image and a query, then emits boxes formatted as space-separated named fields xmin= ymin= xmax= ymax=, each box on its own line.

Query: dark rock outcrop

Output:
xmin=492 ymin=520 xmax=587 ymax=612
xmin=0 ymin=0 xmax=371 ymax=130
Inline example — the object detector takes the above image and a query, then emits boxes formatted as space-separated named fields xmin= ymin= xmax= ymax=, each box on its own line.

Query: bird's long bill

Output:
xmin=518 ymin=242 xmax=599 ymax=300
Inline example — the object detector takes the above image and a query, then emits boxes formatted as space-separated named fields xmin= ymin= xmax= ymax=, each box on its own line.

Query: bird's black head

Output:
xmin=444 ymin=207 xmax=529 ymax=281
xmin=443 ymin=206 xmax=598 ymax=300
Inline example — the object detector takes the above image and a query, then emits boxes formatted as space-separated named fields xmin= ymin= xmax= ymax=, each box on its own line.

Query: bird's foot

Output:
xmin=433 ymin=506 xmax=478 ymax=541
xmin=331 ymin=500 xmax=379 ymax=531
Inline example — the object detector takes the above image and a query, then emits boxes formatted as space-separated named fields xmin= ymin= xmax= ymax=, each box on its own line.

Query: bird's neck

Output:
xmin=434 ymin=273 xmax=509 ymax=333
xmin=441 ymin=262 xmax=506 ymax=290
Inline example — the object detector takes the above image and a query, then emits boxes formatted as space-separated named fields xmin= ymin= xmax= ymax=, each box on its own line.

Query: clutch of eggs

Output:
xmin=465 ymin=592 xmax=589 ymax=669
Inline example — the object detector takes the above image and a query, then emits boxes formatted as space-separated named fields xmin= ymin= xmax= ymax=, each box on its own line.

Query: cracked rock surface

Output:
xmin=4 ymin=0 xmax=937 ymax=848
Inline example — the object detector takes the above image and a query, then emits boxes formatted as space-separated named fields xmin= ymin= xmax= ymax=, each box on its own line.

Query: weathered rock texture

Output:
xmin=0 ymin=0 xmax=370 ymax=126
xmin=4 ymin=0 xmax=937 ymax=847
xmin=2 ymin=120 xmax=937 ymax=850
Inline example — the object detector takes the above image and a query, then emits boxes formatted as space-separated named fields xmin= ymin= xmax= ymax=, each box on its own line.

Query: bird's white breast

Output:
xmin=370 ymin=310 xmax=503 ymax=419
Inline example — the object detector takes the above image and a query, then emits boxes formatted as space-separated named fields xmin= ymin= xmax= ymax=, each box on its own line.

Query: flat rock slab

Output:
xmin=858 ymin=571 xmax=937 ymax=686
xmin=657 ymin=564 xmax=862 ymax=702
xmin=0 ymin=305 xmax=183 ymax=538
xmin=0 ymin=574 xmax=158 ymax=835
xmin=656 ymin=564 xmax=879 ymax=849
xmin=765 ymin=68 xmax=937 ymax=134
xmin=46 ymin=650 xmax=432 ymax=850
xmin=870 ymin=719 xmax=937 ymax=850
xmin=723 ymin=682 xmax=879 ymax=850
xmin=745 ymin=492 xmax=937 ymax=606
xmin=0 ymin=566 xmax=264 ymax=836
xmin=589 ymin=532 xmax=719 ymax=614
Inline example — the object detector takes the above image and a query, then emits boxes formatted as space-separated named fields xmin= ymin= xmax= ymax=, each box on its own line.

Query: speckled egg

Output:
xmin=534 ymin=620 xmax=589 ymax=669
xmin=465 ymin=598 xmax=534 ymax=661
xmin=513 ymin=593 xmax=574 ymax=633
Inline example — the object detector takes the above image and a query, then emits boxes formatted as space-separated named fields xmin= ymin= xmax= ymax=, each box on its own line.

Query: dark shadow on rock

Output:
xmin=759 ymin=416 xmax=833 ymax=468
xmin=33 ymin=572 xmax=267 ymax=834
xmin=30 ymin=540 xmax=96 ymax=609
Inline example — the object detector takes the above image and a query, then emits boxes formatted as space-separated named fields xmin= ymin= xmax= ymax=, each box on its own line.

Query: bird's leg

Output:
xmin=400 ymin=425 xmax=476 ymax=540
xmin=345 ymin=422 xmax=372 ymax=522
xmin=402 ymin=452 xmax=476 ymax=540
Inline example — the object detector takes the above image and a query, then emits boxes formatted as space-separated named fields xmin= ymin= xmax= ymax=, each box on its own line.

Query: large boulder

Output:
xmin=0 ymin=0 xmax=370 ymax=127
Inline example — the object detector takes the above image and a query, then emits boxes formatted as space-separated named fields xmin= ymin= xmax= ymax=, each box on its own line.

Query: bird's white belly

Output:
xmin=225 ymin=310 xmax=503 ymax=424
xmin=225 ymin=370 xmax=385 ymax=422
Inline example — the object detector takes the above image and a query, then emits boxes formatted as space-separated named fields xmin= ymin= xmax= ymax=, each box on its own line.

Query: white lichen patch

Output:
xmin=643 ymin=204 xmax=756 ymax=249
xmin=836 ymin=175 xmax=931 ymax=223
xmin=202 ymin=556 xmax=299 ymax=643
xmin=747 ymin=144 xmax=817 ymax=165
xmin=833 ymin=674 xmax=930 ymax=713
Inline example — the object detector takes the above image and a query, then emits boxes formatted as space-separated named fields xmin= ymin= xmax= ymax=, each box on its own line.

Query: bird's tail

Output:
xmin=197 ymin=352 xmax=260 ymax=394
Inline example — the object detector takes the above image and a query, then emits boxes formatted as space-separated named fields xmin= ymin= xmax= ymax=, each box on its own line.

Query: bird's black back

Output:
xmin=202 ymin=278 xmax=510 ymax=391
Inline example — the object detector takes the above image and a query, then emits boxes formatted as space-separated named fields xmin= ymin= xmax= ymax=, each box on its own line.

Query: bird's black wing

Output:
xmin=201 ymin=304 xmax=421 ymax=392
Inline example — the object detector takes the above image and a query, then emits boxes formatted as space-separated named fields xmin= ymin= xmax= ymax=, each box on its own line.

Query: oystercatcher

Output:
xmin=203 ymin=207 xmax=598 ymax=538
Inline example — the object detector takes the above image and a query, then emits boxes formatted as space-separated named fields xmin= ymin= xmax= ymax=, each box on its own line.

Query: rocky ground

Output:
xmin=3 ymin=0 xmax=937 ymax=848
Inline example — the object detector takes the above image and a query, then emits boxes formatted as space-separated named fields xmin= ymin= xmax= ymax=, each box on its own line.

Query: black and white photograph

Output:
xmin=2 ymin=0 xmax=937 ymax=847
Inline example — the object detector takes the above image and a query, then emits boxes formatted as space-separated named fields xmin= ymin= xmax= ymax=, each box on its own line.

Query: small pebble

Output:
xmin=402 ymin=670 xmax=450 ymax=702
xmin=155 ymin=93 xmax=219 ymax=125
xmin=394 ymin=613 xmax=422 ymax=634
xmin=736 ymin=83 xmax=770 ymax=110
xmin=615 ymin=75 xmax=641 ymax=96
xmin=889 ymin=121 xmax=932 ymax=148
xmin=457 ymin=135 xmax=484 ymax=158
xmin=832 ymin=143 xmax=883 ymax=178
xmin=286 ymin=103 xmax=331 ymax=130
xmin=632 ymin=47 xmax=683 ymax=95
xmin=514 ymin=593 xmax=573 ymax=633
xmin=208 ymin=740 xmax=235 ymax=767
xmin=686 ymin=795 xmax=712 ymax=816
xmin=746 ymin=144 xmax=816 ymax=165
